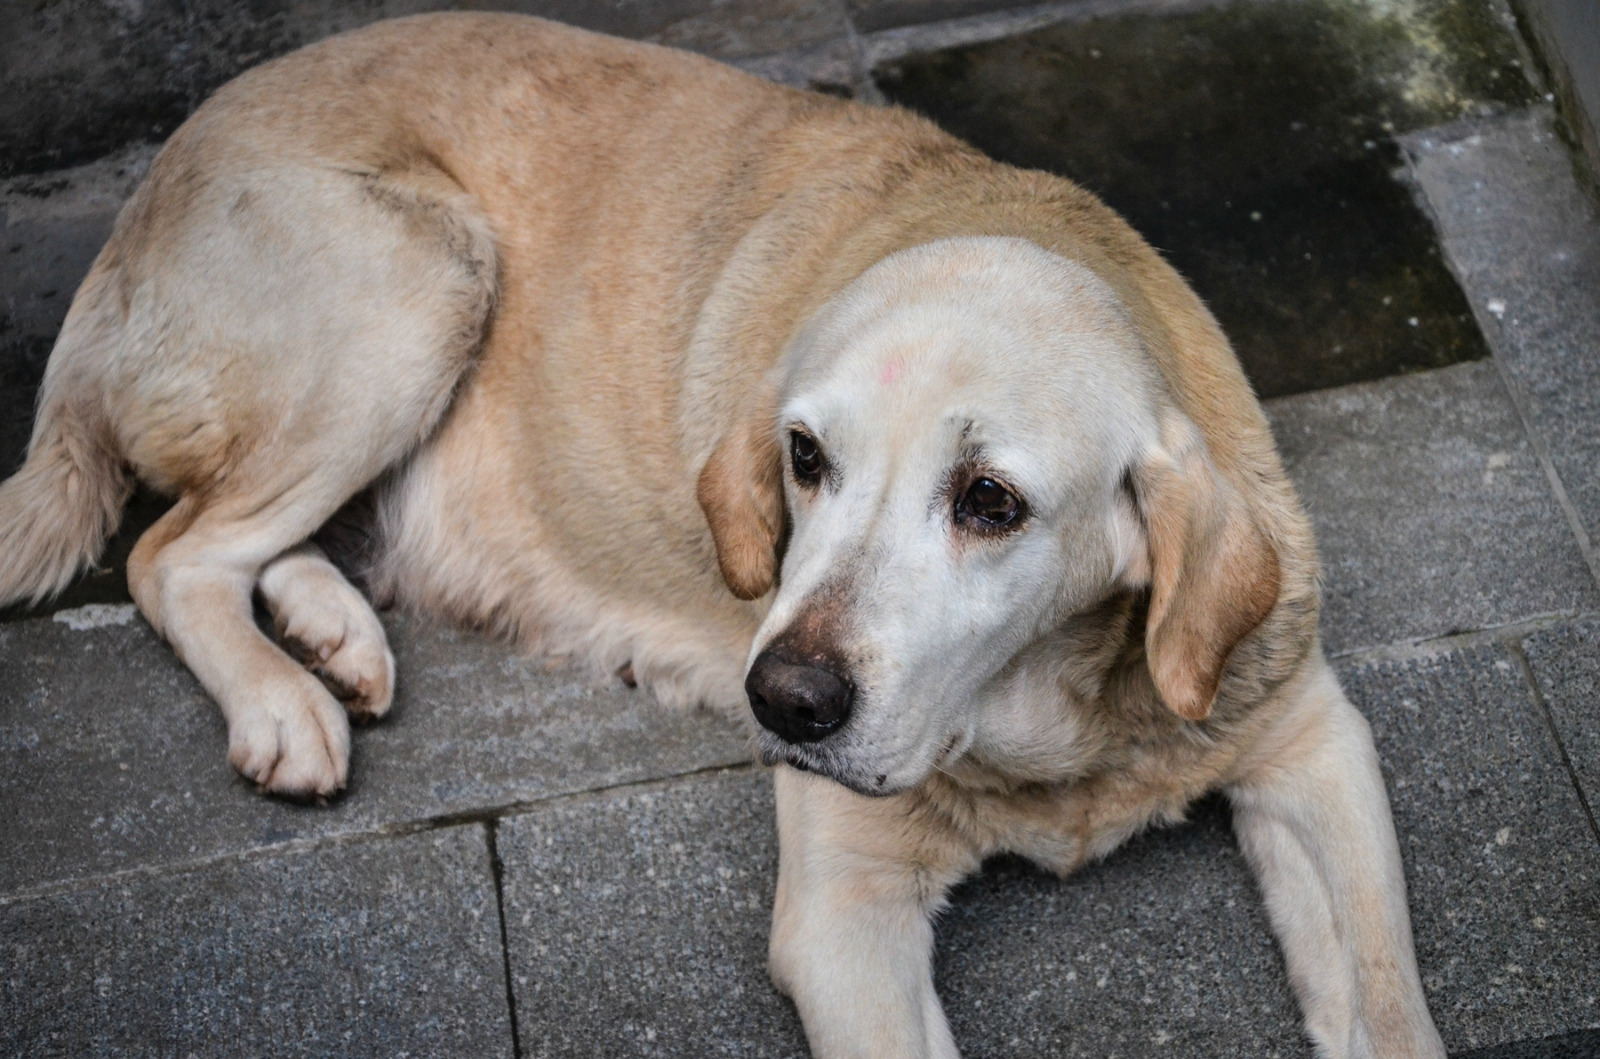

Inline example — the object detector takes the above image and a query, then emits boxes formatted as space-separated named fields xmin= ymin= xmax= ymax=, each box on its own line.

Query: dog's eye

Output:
xmin=957 ymin=477 xmax=1023 ymax=530
xmin=791 ymin=431 xmax=824 ymax=486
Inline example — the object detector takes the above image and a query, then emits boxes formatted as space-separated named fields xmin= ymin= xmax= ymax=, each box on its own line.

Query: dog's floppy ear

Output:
xmin=697 ymin=412 xmax=785 ymax=601
xmin=1128 ymin=411 xmax=1281 ymax=722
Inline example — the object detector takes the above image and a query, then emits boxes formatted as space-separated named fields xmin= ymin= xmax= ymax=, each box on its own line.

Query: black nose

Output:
xmin=745 ymin=650 xmax=854 ymax=743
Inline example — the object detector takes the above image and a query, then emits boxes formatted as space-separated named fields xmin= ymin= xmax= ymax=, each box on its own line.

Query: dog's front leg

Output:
xmin=1227 ymin=654 xmax=1445 ymax=1059
xmin=769 ymin=766 xmax=977 ymax=1059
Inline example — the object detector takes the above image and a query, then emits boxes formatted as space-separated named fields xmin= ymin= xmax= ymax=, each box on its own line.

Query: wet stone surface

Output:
xmin=0 ymin=826 xmax=514 ymax=1059
xmin=848 ymin=0 xmax=1055 ymax=35
xmin=873 ymin=0 xmax=1535 ymax=397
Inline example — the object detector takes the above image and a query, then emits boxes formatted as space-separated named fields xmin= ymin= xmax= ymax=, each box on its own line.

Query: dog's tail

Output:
xmin=0 ymin=276 xmax=132 ymax=609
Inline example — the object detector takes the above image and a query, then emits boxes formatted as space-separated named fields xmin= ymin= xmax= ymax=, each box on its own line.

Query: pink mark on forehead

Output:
xmin=878 ymin=359 xmax=906 ymax=385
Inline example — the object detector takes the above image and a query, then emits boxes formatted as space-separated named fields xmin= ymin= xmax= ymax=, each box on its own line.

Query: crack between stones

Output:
xmin=1508 ymin=640 xmax=1600 ymax=853
xmin=485 ymin=819 xmax=524 ymax=1059
xmin=1483 ymin=333 xmax=1600 ymax=589
xmin=1398 ymin=109 xmax=1600 ymax=598
xmin=1330 ymin=609 xmax=1596 ymax=667
xmin=0 ymin=759 xmax=757 ymax=907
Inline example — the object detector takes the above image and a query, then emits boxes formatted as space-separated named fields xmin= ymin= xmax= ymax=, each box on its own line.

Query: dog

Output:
xmin=0 ymin=13 xmax=1446 ymax=1057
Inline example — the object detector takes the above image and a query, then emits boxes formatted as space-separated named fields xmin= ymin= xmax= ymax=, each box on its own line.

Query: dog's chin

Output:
xmin=757 ymin=734 xmax=922 ymax=798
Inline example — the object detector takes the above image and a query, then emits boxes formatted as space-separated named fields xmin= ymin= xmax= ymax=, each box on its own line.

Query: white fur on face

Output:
xmin=751 ymin=237 xmax=1163 ymax=795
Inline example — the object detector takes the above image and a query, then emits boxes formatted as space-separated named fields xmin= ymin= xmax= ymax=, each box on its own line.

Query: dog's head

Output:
xmin=698 ymin=237 xmax=1279 ymax=795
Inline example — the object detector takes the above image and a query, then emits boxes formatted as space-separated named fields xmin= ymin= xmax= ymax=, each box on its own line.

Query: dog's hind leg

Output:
xmin=259 ymin=543 xmax=395 ymax=722
xmin=106 ymin=153 xmax=497 ymax=796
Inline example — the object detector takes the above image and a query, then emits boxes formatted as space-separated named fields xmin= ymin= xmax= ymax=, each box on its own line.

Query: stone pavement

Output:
xmin=3 ymin=1 xmax=1599 ymax=1056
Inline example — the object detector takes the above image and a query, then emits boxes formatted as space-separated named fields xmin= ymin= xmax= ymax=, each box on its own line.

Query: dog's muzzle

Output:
xmin=745 ymin=649 xmax=854 ymax=744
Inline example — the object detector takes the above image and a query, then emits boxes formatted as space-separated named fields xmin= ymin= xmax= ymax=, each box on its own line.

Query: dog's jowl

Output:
xmin=0 ymin=14 xmax=1446 ymax=1058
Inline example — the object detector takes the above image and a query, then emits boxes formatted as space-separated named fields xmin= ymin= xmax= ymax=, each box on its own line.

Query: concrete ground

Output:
xmin=3 ymin=1 xmax=1599 ymax=1056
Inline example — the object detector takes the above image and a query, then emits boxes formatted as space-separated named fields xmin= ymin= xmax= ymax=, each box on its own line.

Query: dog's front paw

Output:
xmin=273 ymin=590 xmax=396 ymax=722
xmin=226 ymin=674 xmax=352 ymax=799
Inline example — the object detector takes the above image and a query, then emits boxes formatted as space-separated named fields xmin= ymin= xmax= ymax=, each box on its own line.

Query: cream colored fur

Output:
xmin=0 ymin=14 xmax=1444 ymax=1057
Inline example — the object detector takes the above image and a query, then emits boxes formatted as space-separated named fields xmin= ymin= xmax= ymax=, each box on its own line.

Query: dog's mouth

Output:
xmin=757 ymin=732 xmax=905 ymax=798
xmin=758 ymin=738 xmax=822 ymax=775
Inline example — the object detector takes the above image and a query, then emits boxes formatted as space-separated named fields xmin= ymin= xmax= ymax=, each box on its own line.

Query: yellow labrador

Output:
xmin=0 ymin=13 xmax=1444 ymax=1057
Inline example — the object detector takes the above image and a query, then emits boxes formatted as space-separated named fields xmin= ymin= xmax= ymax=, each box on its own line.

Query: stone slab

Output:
xmin=734 ymin=37 xmax=869 ymax=95
xmin=1403 ymin=109 xmax=1600 ymax=577
xmin=1515 ymin=0 xmax=1600 ymax=184
xmin=0 ymin=609 xmax=750 ymax=897
xmin=1520 ymin=618 xmax=1600 ymax=822
xmin=1264 ymin=360 xmax=1599 ymax=656
xmin=932 ymin=798 xmax=1304 ymax=1058
xmin=1339 ymin=643 xmax=1600 ymax=1051
xmin=0 ymin=825 xmax=512 ymax=1058
xmin=0 ymin=3 xmax=848 ymax=179
xmin=499 ymin=769 xmax=807 ymax=1057
xmin=848 ymin=0 xmax=1215 ymax=35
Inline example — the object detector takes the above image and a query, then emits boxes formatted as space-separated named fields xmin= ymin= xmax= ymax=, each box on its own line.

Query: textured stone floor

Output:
xmin=3 ymin=1 xmax=1599 ymax=1057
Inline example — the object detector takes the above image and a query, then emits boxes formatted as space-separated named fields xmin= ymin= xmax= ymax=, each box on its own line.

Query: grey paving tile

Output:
xmin=933 ymin=799 xmax=1305 ymax=1058
xmin=1520 ymin=618 xmax=1600 ymax=822
xmin=734 ymin=36 xmax=866 ymax=94
xmin=1265 ymin=360 xmax=1599 ymax=656
xmin=1339 ymin=644 xmax=1600 ymax=1051
xmin=847 ymin=0 xmax=1203 ymax=35
xmin=0 ymin=148 xmax=156 ymax=494
xmin=499 ymin=769 xmax=807 ymax=1057
xmin=0 ymin=825 xmax=512 ymax=1058
xmin=1404 ymin=109 xmax=1600 ymax=582
xmin=0 ymin=609 xmax=749 ymax=897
